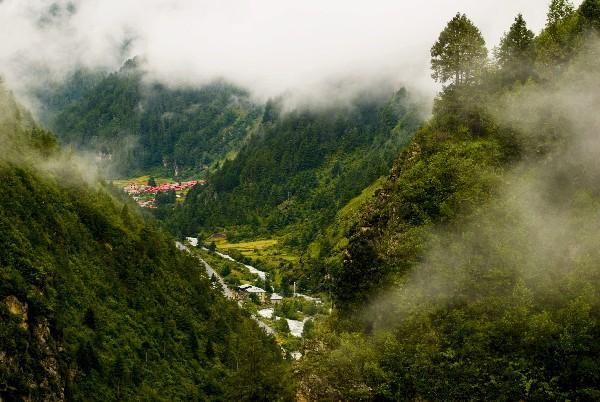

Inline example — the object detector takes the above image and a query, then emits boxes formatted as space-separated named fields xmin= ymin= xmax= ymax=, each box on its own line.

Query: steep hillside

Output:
xmin=170 ymin=89 xmax=422 ymax=249
xmin=48 ymin=59 xmax=262 ymax=177
xmin=299 ymin=4 xmax=600 ymax=401
xmin=0 ymin=85 xmax=292 ymax=401
xmin=31 ymin=69 xmax=105 ymax=127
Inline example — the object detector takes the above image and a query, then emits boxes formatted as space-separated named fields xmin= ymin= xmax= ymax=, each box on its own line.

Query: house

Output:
xmin=185 ymin=237 xmax=199 ymax=247
xmin=270 ymin=293 xmax=283 ymax=305
xmin=297 ymin=293 xmax=322 ymax=305
xmin=237 ymin=284 xmax=267 ymax=303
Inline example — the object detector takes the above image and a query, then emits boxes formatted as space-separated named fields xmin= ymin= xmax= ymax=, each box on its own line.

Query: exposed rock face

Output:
xmin=1 ymin=297 xmax=65 ymax=401
xmin=4 ymin=295 xmax=28 ymax=329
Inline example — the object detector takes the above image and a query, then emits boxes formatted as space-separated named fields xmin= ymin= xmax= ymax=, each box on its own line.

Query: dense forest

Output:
xmin=298 ymin=1 xmax=600 ymax=400
xmin=45 ymin=59 xmax=262 ymax=177
xmin=3 ymin=0 xmax=600 ymax=400
xmin=0 ymin=85 xmax=292 ymax=401
xmin=169 ymin=89 xmax=422 ymax=248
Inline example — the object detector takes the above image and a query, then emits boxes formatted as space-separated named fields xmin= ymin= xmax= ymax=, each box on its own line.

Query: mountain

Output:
xmin=0 ymin=85 xmax=292 ymax=401
xmin=45 ymin=59 xmax=262 ymax=177
xmin=10 ymin=2 xmax=600 ymax=400
xmin=299 ymin=4 xmax=600 ymax=401
xmin=31 ymin=69 xmax=106 ymax=128
xmin=169 ymin=89 xmax=422 ymax=250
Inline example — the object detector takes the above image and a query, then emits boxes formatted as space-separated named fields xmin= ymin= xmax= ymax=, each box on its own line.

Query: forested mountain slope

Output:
xmin=31 ymin=69 xmax=106 ymax=128
xmin=47 ymin=59 xmax=262 ymax=177
xmin=170 ymin=89 xmax=422 ymax=248
xmin=0 ymin=85 xmax=292 ymax=401
xmin=299 ymin=2 xmax=600 ymax=400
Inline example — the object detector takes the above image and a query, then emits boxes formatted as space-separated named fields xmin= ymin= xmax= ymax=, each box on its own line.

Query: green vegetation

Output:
xmin=111 ymin=175 xmax=171 ymax=189
xmin=299 ymin=3 xmax=600 ymax=400
xmin=211 ymin=238 xmax=279 ymax=258
xmin=47 ymin=59 xmax=262 ymax=178
xmin=35 ymin=58 xmax=423 ymax=301
xmin=209 ymin=237 xmax=299 ymax=272
xmin=196 ymin=249 xmax=259 ymax=288
xmin=0 ymin=85 xmax=292 ymax=401
xmin=430 ymin=13 xmax=488 ymax=86
xmin=170 ymin=88 xmax=422 ymax=252
xmin=7 ymin=1 xmax=600 ymax=400
xmin=31 ymin=69 xmax=105 ymax=126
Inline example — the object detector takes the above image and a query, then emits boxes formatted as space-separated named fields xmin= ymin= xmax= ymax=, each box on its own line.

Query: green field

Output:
xmin=209 ymin=236 xmax=299 ymax=263
xmin=111 ymin=175 xmax=173 ymax=188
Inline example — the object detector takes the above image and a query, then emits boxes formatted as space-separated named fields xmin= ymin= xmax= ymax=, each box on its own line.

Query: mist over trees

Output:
xmin=168 ymin=89 xmax=422 ymax=250
xmin=299 ymin=2 xmax=600 ymax=400
xmin=495 ymin=14 xmax=536 ymax=83
xmin=48 ymin=63 xmax=262 ymax=177
xmin=0 ymin=85 xmax=293 ymax=401
xmin=2 ymin=0 xmax=600 ymax=401
xmin=430 ymin=13 xmax=488 ymax=86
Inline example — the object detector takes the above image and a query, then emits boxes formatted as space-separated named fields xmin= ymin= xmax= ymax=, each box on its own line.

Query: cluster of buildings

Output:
xmin=123 ymin=180 xmax=205 ymax=196
xmin=122 ymin=179 xmax=206 ymax=209
xmin=138 ymin=199 xmax=157 ymax=209
xmin=236 ymin=284 xmax=283 ymax=305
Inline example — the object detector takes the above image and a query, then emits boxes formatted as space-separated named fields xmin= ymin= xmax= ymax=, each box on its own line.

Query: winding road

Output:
xmin=176 ymin=241 xmax=274 ymax=335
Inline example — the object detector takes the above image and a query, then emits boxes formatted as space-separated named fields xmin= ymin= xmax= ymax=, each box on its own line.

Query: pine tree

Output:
xmin=496 ymin=14 xmax=535 ymax=67
xmin=431 ymin=13 xmax=488 ymax=87
xmin=495 ymin=14 xmax=535 ymax=82
xmin=537 ymin=0 xmax=578 ymax=66
xmin=547 ymin=0 xmax=575 ymax=27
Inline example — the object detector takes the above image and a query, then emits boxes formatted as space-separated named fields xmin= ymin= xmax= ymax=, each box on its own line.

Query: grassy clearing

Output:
xmin=307 ymin=176 xmax=385 ymax=259
xmin=337 ymin=176 xmax=386 ymax=220
xmin=213 ymin=238 xmax=278 ymax=253
xmin=111 ymin=175 xmax=173 ymax=188
xmin=209 ymin=236 xmax=299 ymax=264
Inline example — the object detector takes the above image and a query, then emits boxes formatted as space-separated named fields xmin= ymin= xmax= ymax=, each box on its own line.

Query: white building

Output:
xmin=270 ymin=293 xmax=283 ymax=305
xmin=238 ymin=284 xmax=266 ymax=303
xmin=185 ymin=237 xmax=199 ymax=247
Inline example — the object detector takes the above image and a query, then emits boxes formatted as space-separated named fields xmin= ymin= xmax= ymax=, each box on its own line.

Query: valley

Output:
xmin=2 ymin=0 xmax=600 ymax=400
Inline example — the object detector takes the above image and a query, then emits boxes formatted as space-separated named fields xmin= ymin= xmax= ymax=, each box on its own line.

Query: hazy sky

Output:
xmin=0 ymin=0 xmax=583 ymax=101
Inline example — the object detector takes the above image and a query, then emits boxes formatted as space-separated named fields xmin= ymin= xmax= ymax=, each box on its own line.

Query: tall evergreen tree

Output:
xmin=537 ymin=0 xmax=578 ymax=67
xmin=547 ymin=0 xmax=575 ymax=27
xmin=495 ymin=14 xmax=535 ymax=83
xmin=431 ymin=13 xmax=488 ymax=86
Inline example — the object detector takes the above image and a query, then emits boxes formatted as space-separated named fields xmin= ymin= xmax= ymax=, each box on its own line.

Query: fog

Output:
xmin=0 ymin=82 xmax=104 ymax=185
xmin=0 ymin=0 xmax=582 ymax=106
xmin=366 ymin=37 xmax=600 ymax=330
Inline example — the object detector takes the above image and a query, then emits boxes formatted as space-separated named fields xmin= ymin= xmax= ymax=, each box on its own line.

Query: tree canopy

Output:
xmin=300 ymin=3 xmax=600 ymax=400
xmin=495 ymin=14 xmax=535 ymax=83
xmin=0 ymin=85 xmax=293 ymax=401
xmin=547 ymin=0 xmax=575 ymax=26
xmin=431 ymin=13 xmax=488 ymax=86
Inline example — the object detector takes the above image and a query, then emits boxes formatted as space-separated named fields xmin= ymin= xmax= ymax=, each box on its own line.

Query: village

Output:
xmin=121 ymin=178 xmax=206 ymax=209
xmin=182 ymin=237 xmax=324 ymax=350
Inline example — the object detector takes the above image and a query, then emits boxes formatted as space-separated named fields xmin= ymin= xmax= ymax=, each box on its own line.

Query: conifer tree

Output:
xmin=431 ymin=13 xmax=488 ymax=86
xmin=547 ymin=0 xmax=575 ymax=27
xmin=495 ymin=14 xmax=535 ymax=82
xmin=537 ymin=0 xmax=578 ymax=66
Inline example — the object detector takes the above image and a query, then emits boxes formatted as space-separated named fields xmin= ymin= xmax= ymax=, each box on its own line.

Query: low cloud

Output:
xmin=0 ymin=0 xmax=580 ymax=107
xmin=367 ymin=37 xmax=600 ymax=329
